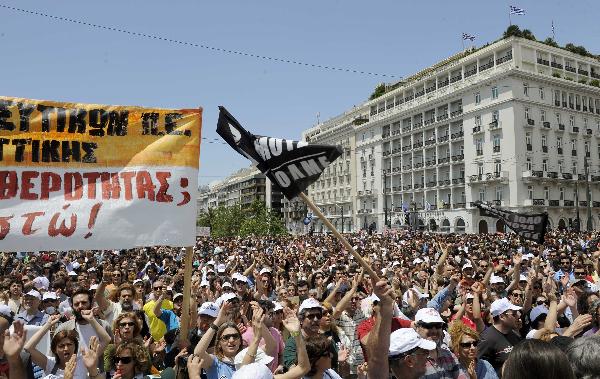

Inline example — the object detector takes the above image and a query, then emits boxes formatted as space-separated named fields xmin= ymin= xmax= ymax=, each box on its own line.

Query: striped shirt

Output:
xmin=336 ymin=309 xmax=366 ymax=375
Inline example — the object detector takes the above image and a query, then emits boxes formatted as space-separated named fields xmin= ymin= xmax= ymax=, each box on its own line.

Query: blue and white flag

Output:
xmin=510 ymin=5 xmax=525 ymax=15
xmin=402 ymin=201 xmax=409 ymax=212
xmin=462 ymin=33 xmax=475 ymax=41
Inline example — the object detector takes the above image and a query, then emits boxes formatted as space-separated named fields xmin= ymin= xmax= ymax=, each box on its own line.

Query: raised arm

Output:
xmin=3 ymin=321 xmax=27 ymax=379
xmin=506 ymin=253 xmax=522 ymax=292
xmin=366 ymin=279 xmax=394 ymax=379
xmin=153 ymin=293 xmax=165 ymax=318
xmin=333 ymin=271 xmax=362 ymax=319
xmin=94 ymin=273 xmax=112 ymax=312
xmin=24 ymin=314 xmax=61 ymax=369
xmin=81 ymin=309 xmax=112 ymax=348
xmin=277 ymin=308 xmax=309 ymax=379
xmin=193 ymin=301 xmax=233 ymax=369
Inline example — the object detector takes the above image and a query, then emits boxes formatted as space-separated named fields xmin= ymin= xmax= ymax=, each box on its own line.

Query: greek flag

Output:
xmin=510 ymin=5 xmax=525 ymax=15
xmin=462 ymin=33 xmax=475 ymax=41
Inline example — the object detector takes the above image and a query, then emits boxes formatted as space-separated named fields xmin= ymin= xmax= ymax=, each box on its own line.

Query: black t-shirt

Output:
xmin=478 ymin=325 xmax=523 ymax=375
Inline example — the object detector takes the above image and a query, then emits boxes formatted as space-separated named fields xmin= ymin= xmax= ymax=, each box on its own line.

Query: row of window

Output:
xmin=524 ymin=134 xmax=600 ymax=156
xmin=526 ymin=186 xmax=594 ymax=202
xmin=524 ymin=107 xmax=600 ymax=129
xmin=524 ymin=157 xmax=597 ymax=175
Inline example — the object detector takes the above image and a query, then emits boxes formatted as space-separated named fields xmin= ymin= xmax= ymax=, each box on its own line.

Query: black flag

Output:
xmin=474 ymin=201 xmax=548 ymax=243
xmin=217 ymin=106 xmax=342 ymax=200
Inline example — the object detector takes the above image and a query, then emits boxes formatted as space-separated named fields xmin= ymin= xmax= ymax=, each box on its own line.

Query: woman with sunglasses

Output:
xmin=110 ymin=341 xmax=150 ymax=379
xmin=103 ymin=312 xmax=151 ymax=374
xmin=448 ymin=321 xmax=498 ymax=379
xmin=193 ymin=301 xmax=243 ymax=378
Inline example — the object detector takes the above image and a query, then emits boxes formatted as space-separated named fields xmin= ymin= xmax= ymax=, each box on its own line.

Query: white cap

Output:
xmin=298 ymin=298 xmax=323 ymax=313
xmin=402 ymin=288 xmax=429 ymax=306
xmin=71 ymin=262 xmax=81 ymax=270
xmin=215 ymin=293 xmax=238 ymax=307
xmin=529 ymin=304 xmax=548 ymax=322
xmin=217 ymin=264 xmax=226 ymax=273
xmin=392 ymin=261 xmax=401 ymax=268
xmin=173 ymin=293 xmax=184 ymax=301
xmin=234 ymin=347 xmax=273 ymax=370
xmin=42 ymin=292 xmax=58 ymax=301
xmin=389 ymin=328 xmax=436 ymax=357
xmin=273 ymin=302 xmax=284 ymax=312
xmin=200 ymin=279 xmax=210 ymax=287
xmin=462 ymin=263 xmax=473 ymax=271
xmin=222 ymin=282 xmax=233 ymax=289
xmin=490 ymin=275 xmax=504 ymax=284
xmin=415 ymin=308 xmax=444 ymax=324
xmin=214 ymin=247 xmax=223 ymax=254
xmin=0 ymin=304 xmax=12 ymax=318
xmin=25 ymin=289 xmax=41 ymax=300
xmin=33 ymin=276 xmax=50 ymax=290
xmin=89 ymin=284 xmax=98 ymax=290
xmin=87 ymin=267 xmax=97 ymax=272
xmin=465 ymin=293 xmax=475 ymax=300
xmin=519 ymin=274 xmax=528 ymax=282
xmin=67 ymin=271 xmax=77 ymax=277
xmin=206 ymin=260 xmax=215 ymax=266
xmin=133 ymin=279 xmax=143 ymax=285
xmin=490 ymin=298 xmax=522 ymax=317
xmin=233 ymin=274 xmax=248 ymax=283
xmin=232 ymin=362 xmax=274 ymax=379
xmin=198 ymin=302 xmax=219 ymax=318
xmin=259 ymin=267 xmax=272 ymax=276
xmin=413 ymin=258 xmax=424 ymax=265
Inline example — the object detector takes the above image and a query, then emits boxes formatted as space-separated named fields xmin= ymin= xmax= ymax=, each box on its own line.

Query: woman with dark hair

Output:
xmin=303 ymin=334 xmax=347 ymax=379
xmin=502 ymin=339 xmax=575 ymax=379
xmin=193 ymin=301 xmax=244 ymax=378
xmin=109 ymin=341 xmax=150 ymax=379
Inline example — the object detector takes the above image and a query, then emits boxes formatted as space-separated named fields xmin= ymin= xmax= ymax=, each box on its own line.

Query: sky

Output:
xmin=1 ymin=0 xmax=599 ymax=187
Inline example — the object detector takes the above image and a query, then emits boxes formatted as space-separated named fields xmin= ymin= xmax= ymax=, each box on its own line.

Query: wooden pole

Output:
xmin=299 ymin=192 xmax=380 ymax=281
xmin=179 ymin=246 xmax=194 ymax=340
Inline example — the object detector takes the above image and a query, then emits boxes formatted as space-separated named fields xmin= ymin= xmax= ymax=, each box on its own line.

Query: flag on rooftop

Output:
xmin=510 ymin=5 xmax=525 ymax=15
xmin=462 ymin=33 xmax=475 ymax=41
xmin=217 ymin=106 xmax=343 ymax=200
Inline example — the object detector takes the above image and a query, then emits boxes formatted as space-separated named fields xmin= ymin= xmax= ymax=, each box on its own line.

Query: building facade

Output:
xmin=197 ymin=167 xmax=283 ymax=216
xmin=303 ymin=36 xmax=600 ymax=234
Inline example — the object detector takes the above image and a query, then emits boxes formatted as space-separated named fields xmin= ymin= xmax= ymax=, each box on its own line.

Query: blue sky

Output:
xmin=1 ymin=0 xmax=598 ymax=187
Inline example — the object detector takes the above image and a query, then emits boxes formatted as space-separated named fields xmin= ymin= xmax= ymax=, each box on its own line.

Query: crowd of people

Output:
xmin=0 ymin=229 xmax=599 ymax=378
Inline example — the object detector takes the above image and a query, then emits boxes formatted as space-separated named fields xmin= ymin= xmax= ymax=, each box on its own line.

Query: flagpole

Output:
xmin=461 ymin=35 xmax=465 ymax=51
xmin=299 ymin=192 xmax=380 ymax=280
xmin=179 ymin=246 xmax=194 ymax=339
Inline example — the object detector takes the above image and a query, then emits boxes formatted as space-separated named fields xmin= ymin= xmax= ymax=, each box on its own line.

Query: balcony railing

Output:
xmin=403 ymin=127 xmax=411 ymax=133
xmin=451 ymin=131 xmax=464 ymax=139
xmin=542 ymin=146 xmax=548 ymax=153
xmin=580 ymin=201 xmax=588 ymax=207
xmin=547 ymin=171 xmax=558 ymax=179
xmin=451 ymin=154 xmax=465 ymax=161
xmin=454 ymin=202 xmax=466 ymax=208
xmin=549 ymin=200 xmax=560 ymax=206
xmin=414 ymin=183 xmax=422 ymax=189
xmin=565 ymin=66 xmax=576 ymax=73
xmin=424 ymin=118 xmax=435 ymax=126
xmin=496 ymin=52 xmax=513 ymax=64
xmin=402 ymin=145 xmax=412 ymax=152
xmin=578 ymin=174 xmax=587 ymax=181
xmin=591 ymin=175 xmax=600 ymax=182
xmin=564 ymin=200 xmax=574 ymax=206
xmin=532 ymin=170 xmax=544 ymax=178
xmin=476 ymin=149 xmax=483 ymax=156
xmin=551 ymin=62 xmax=563 ymax=69
xmin=415 ymin=90 xmax=425 ymax=98
xmin=479 ymin=61 xmax=494 ymax=71
xmin=594 ymin=201 xmax=600 ymax=208
xmin=489 ymin=120 xmax=500 ymax=129
xmin=473 ymin=126 xmax=482 ymax=133
xmin=438 ymin=157 xmax=450 ymax=164
xmin=464 ymin=67 xmax=477 ymax=77
xmin=439 ymin=79 xmax=449 ymax=88
xmin=450 ymin=108 xmax=463 ymax=117
xmin=572 ymin=150 xmax=577 ymax=156
xmin=562 ymin=173 xmax=573 ymax=179
xmin=559 ymin=124 xmax=565 ymax=131
xmin=578 ymin=69 xmax=589 ymax=76
xmin=493 ymin=146 xmax=500 ymax=153
xmin=543 ymin=121 xmax=551 ymax=129
xmin=450 ymin=74 xmax=462 ymax=83
xmin=426 ymin=85 xmax=436 ymax=93
xmin=438 ymin=135 xmax=449 ymax=143
xmin=427 ymin=181 xmax=437 ymax=188
xmin=437 ymin=113 xmax=449 ymax=122
xmin=532 ymin=199 xmax=546 ymax=206
xmin=537 ymin=58 xmax=550 ymax=66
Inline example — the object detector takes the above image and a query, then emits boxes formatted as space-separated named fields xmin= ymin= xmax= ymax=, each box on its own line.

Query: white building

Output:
xmin=303 ymin=36 xmax=600 ymax=234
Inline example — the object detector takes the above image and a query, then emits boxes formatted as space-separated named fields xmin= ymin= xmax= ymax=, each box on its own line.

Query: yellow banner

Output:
xmin=0 ymin=96 xmax=202 ymax=168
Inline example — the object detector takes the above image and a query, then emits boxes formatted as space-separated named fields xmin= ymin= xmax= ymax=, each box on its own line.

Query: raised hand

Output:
xmin=64 ymin=354 xmax=77 ymax=379
xmin=3 ymin=321 xmax=26 ymax=359
xmin=80 ymin=309 xmax=96 ymax=322
xmin=82 ymin=336 xmax=100 ymax=370
xmin=562 ymin=288 xmax=577 ymax=308
xmin=48 ymin=314 xmax=62 ymax=326
xmin=513 ymin=253 xmax=522 ymax=266
xmin=187 ymin=354 xmax=204 ymax=377
xmin=215 ymin=301 xmax=234 ymax=326
xmin=337 ymin=345 xmax=349 ymax=363
xmin=281 ymin=307 xmax=300 ymax=334
xmin=251 ymin=304 xmax=265 ymax=330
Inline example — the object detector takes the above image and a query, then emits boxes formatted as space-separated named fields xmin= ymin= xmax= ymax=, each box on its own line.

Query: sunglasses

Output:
xmin=419 ymin=323 xmax=443 ymax=330
xmin=114 ymin=356 xmax=133 ymax=364
xmin=466 ymin=299 xmax=474 ymax=304
xmin=220 ymin=333 xmax=241 ymax=342
xmin=153 ymin=286 xmax=163 ymax=290
xmin=511 ymin=292 xmax=523 ymax=297
xmin=536 ymin=300 xmax=548 ymax=306
xmin=305 ymin=313 xmax=323 ymax=320
xmin=119 ymin=321 xmax=135 ymax=328
xmin=460 ymin=341 xmax=479 ymax=348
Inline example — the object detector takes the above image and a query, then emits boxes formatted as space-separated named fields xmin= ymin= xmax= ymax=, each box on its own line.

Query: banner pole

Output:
xmin=179 ymin=246 xmax=194 ymax=341
xmin=299 ymin=192 xmax=380 ymax=281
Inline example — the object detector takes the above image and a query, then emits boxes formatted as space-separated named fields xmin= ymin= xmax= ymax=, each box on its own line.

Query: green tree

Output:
xmin=521 ymin=29 xmax=536 ymax=41
xmin=239 ymin=200 xmax=287 ymax=236
xmin=503 ymin=25 xmax=522 ymax=38
xmin=369 ymin=83 xmax=386 ymax=100
xmin=543 ymin=37 xmax=559 ymax=47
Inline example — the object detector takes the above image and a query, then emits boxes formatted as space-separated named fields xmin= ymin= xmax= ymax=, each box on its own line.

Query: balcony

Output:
xmin=449 ymin=74 xmax=464 ymax=86
xmin=559 ymin=124 xmax=565 ymax=131
xmin=480 ymin=61 xmax=494 ymax=71
xmin=580 ymin=201 xmax=588 ymax=207
xmin=426 ymin=85 xmax=437 ymax=93
xmin=572 ymin=150 xmax=577 ymax=156
xmin=592 ymin=72 xmax=600 ymax=79
xmin=425 ymin=160 xmax=436 ymax=167
xmin=543 ymin=121 xmax=551 ymax=129
xmin=578 ymin=174 xmax=587 ymax=181
xmin=591 ymin=175 xmax=600 ymax=182
xmin=563 ymin=200 xmax=574 ymax=206
xmin=403 ymin=185 xmax=412 ymax=190
xmin=549 ymin=200 xmax=560 ymax=206
xmin=451 ymin=154 xmax=465 ymax=161
xmin=438 ymin=157 xmax=450 ymax=164
xmin=454 ymin=202 xmax=466 ymax=208
xmin=425 ymin=139 xmax=436 ymax=146
xmin=542 ymin=146 xmax=548 ymax=153
xmin=402 ymin=145 xmax=412 ymax=152
xmin=382 ymin=133 xmax=390 ymax=139
xmin=437 ymin=113 xmax=449 ymax=122
xmin=489 ymin=120 xmax=500 ymax=130
xmin=496 ymin=52 xmax=513 ymax=64
xmin=403 ymin=127 xmax=412 ymax=133
xmin=415 ymin=90 xmax=425 ymax=98
xmin=565 ymin=66 xmax=576 ymax=73
xmin=424 ymin=118 xmax=435 ymax=126
xmin=551 ymin=62 xmax=563 ymax=69
xmin=562 ymin=173 xmax=573 ymax=179
xmin=414 ymin=162 xmax=424 ymax=169
xmin=450 ymin=108 xmax=463 ymax=117
xmin=470 ymin=174 xmax=482 ymax=183
xmin=427 ymin=181 xmax=437 ymax=188
xmin=414 ymin=183 xmax=422 ymax=189
xmin=586 ymin=151 xmax=591 ymax=157
xmin=493 ymin=146 xmax=501 ymax=153
xmin=587 ymin=129 xmax=593 ymax=135
xmin=558 ymin=147 xmax=563 ymax=154
xmin=473 ymin=126 xmax=482 ymax=134
xmin=555 ymin=100 xmax=561 ymax=107
xmin=438 ymin=179 xmax=451 ymax=186
xmin=533 ymin=199 xmax=546 ymax=206
xmin=594 ymin=201 xmax=600 ymax=208
xmin=546 ymin=171 xmax=558 ymax=179
xmin=583 ymin=106 xmax=589 ymax=112
xmin=537 ymin=58 xmax=550 ymax=66
xmin=414 ymin=121 xmax=423 ymax=128
xmin=578 ymin=69 xmax=589 ymax=76
xmin=451 ymin=131 xmax=464 ymax=139
xmin=464 ymin=67 xmax=477 ymax=77
xmin=527 ymin=119 xmax=535 ymax=126
xmin=438 ymin=135 xmax=449 ymax=143
xmin=439 ymin=79 xmax=449 ymax=88
xmin=404 ymin=95 xmax=414 ymax=102
xmin=452 ymin=177 xmax=465 ymax=184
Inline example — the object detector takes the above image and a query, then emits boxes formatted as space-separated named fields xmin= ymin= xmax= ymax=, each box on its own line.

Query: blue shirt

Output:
xmin=159 ymin=309 xmax=180 ymax=333
xmin=205 ymin=356 xmax=235 ymax=379
xmin=476 ymin=359 xmax=500 ymax=379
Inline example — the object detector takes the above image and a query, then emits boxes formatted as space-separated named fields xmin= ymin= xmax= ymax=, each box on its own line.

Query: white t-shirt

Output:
xmin=43 ymin=355 xmax=87 ymax=379
xmin=75 ymin=322 xmax=98 ymax=349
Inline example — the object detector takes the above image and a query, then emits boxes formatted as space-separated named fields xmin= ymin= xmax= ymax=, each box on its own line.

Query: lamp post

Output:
xmin=585 ymin=157 xmax=593 ymax=231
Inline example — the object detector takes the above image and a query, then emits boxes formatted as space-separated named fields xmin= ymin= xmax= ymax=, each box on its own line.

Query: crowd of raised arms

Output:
xmin=0 ymin=229 xmax=600 ymax=379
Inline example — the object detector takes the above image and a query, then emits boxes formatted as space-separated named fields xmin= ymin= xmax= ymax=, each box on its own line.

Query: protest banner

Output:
xmin=0 ymin=96 xmax=202 ymax=251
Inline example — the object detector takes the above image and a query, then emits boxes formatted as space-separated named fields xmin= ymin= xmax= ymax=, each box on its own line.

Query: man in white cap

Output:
xmin=388 ymin=328 xmax=436 ymax=379
xmin=478 ymin=297 xmax=523 ymax=375
xmin=414 ymin=307 xmax=468 ymax=378
xmin=16 ymin=289 xmax=48 ymax=326
xmin=190 ymin=301 xmax=219 ymax=349
xmin=42 ymin=292 xmax=60 ymax=315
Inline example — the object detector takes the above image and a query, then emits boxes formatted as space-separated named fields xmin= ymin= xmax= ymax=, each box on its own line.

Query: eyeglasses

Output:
xmin=536 ymin=300 xmax=548 ymax=306
xmin=511 ymin=292 xmax=523 ymax=297
xmin=153 ymin=286 xmax=163 ymax=290
xmin=304 ymin=313 xmax=323 ymax=320
xmin=114 ymin=356 xmax=133 ymax=364
xmin=119 ymin=321 xmax=135 ymax=328
xmin=351 ymin=297 xmax=363 ymax=302
xmin=419 ymin=323 xmax=443 ymax=330
xmin=220 ymin=333 xmax=241 ymax=342
xmin=460 ymin=341 xmax=479 ymax=348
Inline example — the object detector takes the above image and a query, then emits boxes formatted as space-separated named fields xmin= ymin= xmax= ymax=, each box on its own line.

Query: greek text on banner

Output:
xmin=0 ymin=96 xmax=202 ymax=251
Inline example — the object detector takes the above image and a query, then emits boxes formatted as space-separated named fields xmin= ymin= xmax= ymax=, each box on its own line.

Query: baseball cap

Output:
xmin=215 ymin=293 xmax=238 ymax=307
xmin=490 ymin=275 xmax=504 ymax=284
xmin=222 ymin=282 xmax=233 ymax=289
xmin=413 ymin=258 xmax=424 ymax=265
xmin=200 ymin=279 xmax=210 ymax=287
xmin=259 ymin=267 xmax=272 ymax=276
xmin=462 ymin=263 xmax=473 ymax=271
xmin=173 ymin=293 xmax=184 ymax=301
xmin=234 ymin=347 xmax=273 ymax=370
xmin=529 ymin=304 xmax=549 ymax=323
xmin=198 ymin=302 xmax=219 ymax=318
xmin=490 ymin=298 xmax=522 ymax=317
xmin=133 ymin=279 xmax=143 ymax=285
xmin=217 ymin=264 xmax=226 ymax=273
xmin=298 ymin=298 xmax=323 ymax=313
xmin=389 ymin=328 xmax=436 ymax=357
xmin=42 ymin=292 xmax=58 ymax=301
xmin=415 ymin=308 xmax=444 ymax=324
xmin=25 ymin=289 xmax=42 ymax=300
xmin=273 ymin=302 xmax=284 ymax=312
xmin=232 ymin=362 xmax=274 ymax=379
